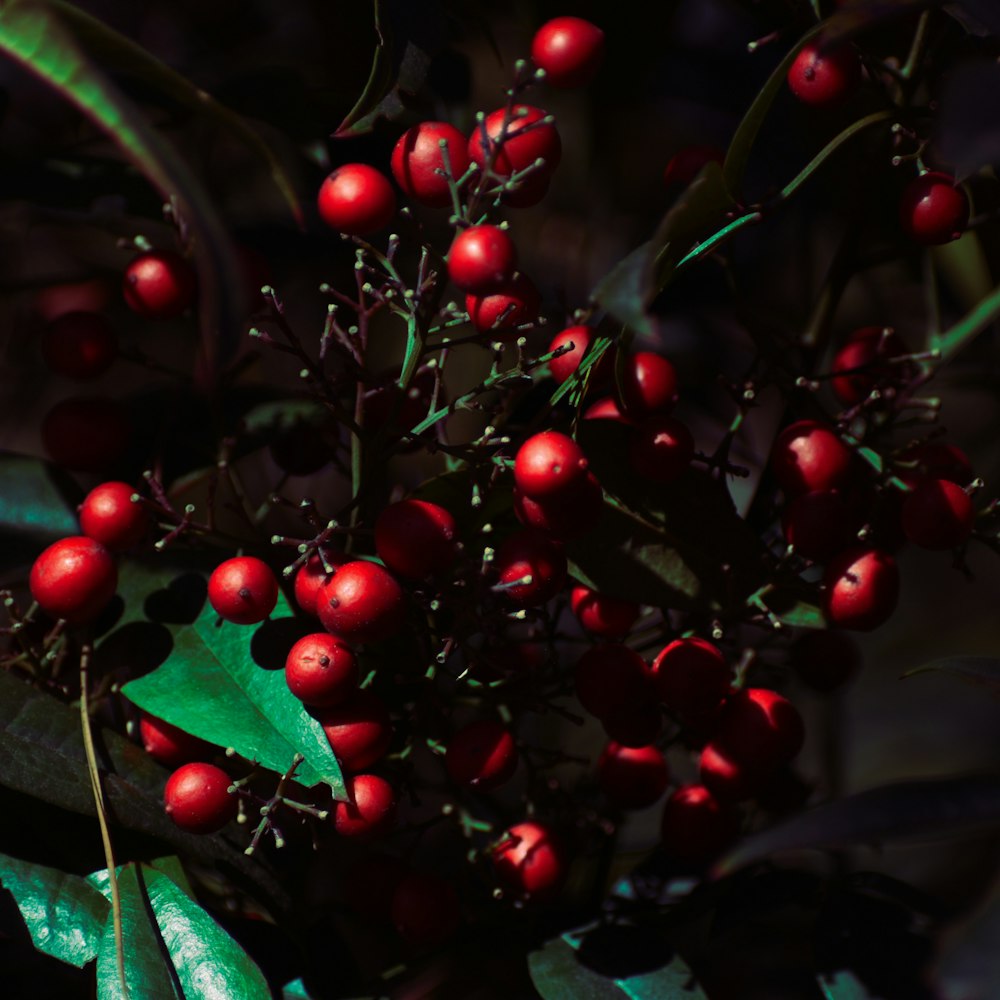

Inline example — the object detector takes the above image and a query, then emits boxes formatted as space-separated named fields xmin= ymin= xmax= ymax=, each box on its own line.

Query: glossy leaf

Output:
xmin=901 ymin=656 xmax=1000 ymax=698
xmin=0 ymin=851 xmax=109 ymax=968
xmin=0 ymin=452 xmax=80 ymax=539
xmin=715 ymin=775 xmax=1000 ymax=877
xmin=121 ymin=589 xmax=346 ymax=795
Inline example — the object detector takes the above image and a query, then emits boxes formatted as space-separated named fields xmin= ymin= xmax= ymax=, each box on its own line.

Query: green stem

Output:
xmin=935 ymin=280 xmax=1000 ymax=363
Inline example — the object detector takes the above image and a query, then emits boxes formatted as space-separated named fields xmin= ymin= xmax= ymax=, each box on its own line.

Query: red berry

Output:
xmin=493 ymin=529 xmax=567 ymax=608
xmin=651 ymin=638 xmax=731 ymax=721
xmin=899 ymin=172 xmax=969 ymax=246
xmin=781 ymin=490 xmax=854 ymax=562
xmin=465 ymin=273 xmax=540 ymax=338
xmin=583 ymin=395 xmax=634 ymax=425
xmin=787 ymin=40 xmax=861 ymax=107
xmin=663 ymin=145 xmax=725 ymax=189
xmin=789 ymin=629 xmax=861 ymax=692
xmin=714 ymin=688 xmax=806 ymax=768
xmin=139 ymin=714 xmax=212 ymax=769
xmin=531 ymin=16 xmax=605 ymax=88
xmin=824 ymin=546 xmax=900 ymax=631
xmin=699 ymin=742 xmax=769 ymax=802
xmin=468 ymin=105 xmax=562 ymax=176
xmin=293 ymin=552 xmax=343 ymax=617
xmin=122 ymin=250 xmax=196 ymax=319
xmin=207 ymin=556 xmax=278 ymax=625
xmin=344 ymin=853 xmax=409 ymax=920
xmin=164 ymin=762 xmax=236 ymax=834
xmin=629 ymin=416 xmax=694 ymax=483
xmin=29 ymin=536 xmax=117 ymax=625
xmin=575 ymin=643 xmax=652 ymax=720
xmin=513 ymin=431 xmax=589 ymax=501
xmin=660 ymin=784 xmax=740 ymax=865
xmin=375 ymin=499 xmax=458 ymax=579
xmin=34 ymin=278 xmax=111 ymax=321
xmin=317 ymin=560 xmax=407 ymax=644
xmin=570 ymin=584 xmax=639 ymax=638
xmin=317 ymin=163 xmax=396 ymax=235
xmin=512 ymin=471 xmax=604 ymax=541
xmin=42 ymin=397 xmax=130 ymax=472
xmin=391 ymin=872 xmax=461 ymax=949
xmin=897 ymin=442 xmax=972 ymax=488
xmin=42 ymin=312 xmax=117 ymax=380
xmin=79 ymin=482 xmax=149 ymax=552
xmin=285 ymin=633 xmax=359 ymax=708
xmin=771 ymin=420 xmax=854 ymax=496
xmin=830 ymin=326 xmax=905 ymax=405
xmin=448 ymin=225 xmax=517 ymax=293
xmin=391 ymin=121 xmax=470 ymax=207
xmin=492 ymin=821 xmax=566 ymax=899
xmin=597 ymin=743 xmax=669 ymax=810
xmin=619 ymin=352 xmax=678 ymax=418
xmin=445 ymin=719 xmax=518 ymax=790
xmin=332 ymin=773 xmax=396 ymax=839
xmin=317 ymin=688 xmax=392 ymax=772
xmin=548 ymin=325 xmax=594 ymax=385
xmin=601 ymin=699 xmax=662 ymax=748
xmin=500 ymin=168 xmax=551 ymax=208
xmin=901 ymin=478 xmax=975 ymax=550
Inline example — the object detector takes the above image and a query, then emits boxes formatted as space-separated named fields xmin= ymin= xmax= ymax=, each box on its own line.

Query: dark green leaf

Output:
xmin=761 ymin=588 xmax=826 ymax=629
xmin=901 ymin=656 xmax=1000 ymax=698
xmin=591 ymin=240 xmax=657 ymax=337
xmin=818 ymin=970 xmax=876 ymax=999
xmin=121 ymin=589 xmax=346 ymax=795
xmin=0 ymin=851 xmax=109 ymax=967
xmin=243 ymin=398 xmax=330 ymax=437
xmin=283 ymin=980 xmax=313 ymax=999
xmin=0 ymin=452 xmax=80 ymax=539
xmin=715 ymin=775 xmax=1000 ymax=877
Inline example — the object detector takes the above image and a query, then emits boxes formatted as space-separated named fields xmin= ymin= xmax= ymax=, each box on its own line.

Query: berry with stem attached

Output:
xmin=824 ymin=546 xmax=900 ymax=631
xmin=465 ymin=273 xmax=540 ymax=338
xmin=317 ymin=688 xmax=392 ymax=772
xmin=285 ymin=633 xmax=359 ymax=707
xmin=79 ymin=481 xmax=149 ymax=552
xmin=899 ymin=172 xmax=969 ymax=246
xmin=787 ymin=40 xmax=861 ymax=108
xmin=771 ymin=420 xmax=854 ymax=497
xmin=448 ymin=225 xmax=517 ymax=293
xmin=513 ymin=431 xmax=589 ymax=501
xmin=317 ymin=560 xmax=407 ymax=644
xmin=445 ymin=719 xmax=518 ymax=790
xmin=570 ymin=584 xmax=639 ymax=638
xmin=332 ymin=773 xmax=396 ymax=838
xmin=375 ymin=499 xmax=458 ymax=579
xmin=391 ymin=122 xmax=470 ymax=207
xmin=468 ymin=105 xmax=562 ymax=177
xmin=493 ymin=529 xmax=567 ymax=607
xmin=140 ymin=715 xmax=213 ymax=769
xmin=492 ymin=821 xmax=566 ymax=899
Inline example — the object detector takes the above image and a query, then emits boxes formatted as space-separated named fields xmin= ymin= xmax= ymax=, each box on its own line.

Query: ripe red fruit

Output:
xmin=512 ymin=471 xmax=603 ymax=541
xmin=824 ymin=546 xmax=900 ymax=631
xmin=663 ymin=145 xmax=725 ymax=189
xmin=781 ymin=490 xmax=853 ymax=562
xmin=139 ymin=715 xmax=212 ymax=768
xmin=34 ymin=278 xmax=111 ymax=321
xmin=317 ymin=163 xmax=396 ymax=235
xmin=771 ymin=420 xmax=854 ymax=496
xmin=583 ymin=396 xmax=634 ymax=425
xmin=293 ymin=552 xmax=343 ymax=616
xmin=500 ymin=168 xmax=551 ymax=208
xmin=42 ymin=312 xmax=117 ymax=380
xmin=332 ymin=773 xmax=396 ymax=839
xmin=513 ymin=431 xmax=589 ymax=501
xmin=789 ymin=629 xmax=861 ymax=692
xmin=465 ymin=273 xmax=540 ymax=338
xmin=317 ymin=688 xmax=392 ymax=772
xmin=660 ymin=784 xmax=740 ymax=865
xmin=531 ymin=16 xmax=605 ymax=88
xmin=601 ymin=699 xmax=662 ymax=749
xmin=714 ymin=688 xmax=806 ymax=768
xmin=787 ymin=40 xmax=861 ymax=107
xmin=468 ymin=105 xmax=562 ymax=176
xmin=448 ymin=225 xmax=517 ymax=293
xmin=391 ymin=872 xmax=461 ymax=949
xmin=899 ymin=172 xmax=969 ymax=246
xmin=897 ymin=441 xmax=972 ymax=487
xmin=548 ymin=325 xmax=594 ymax=385
xmin=29 ymin=536 xmax=117 ymax=625
xmin=285 ymin=633 xmax=359 ymax=708
xmin=575 ymin=643 xmax=653 ymax=720
xmin=207 ymin=556 xmax=278 ymax=625
xmin=699 ymin=742 xmax=769 ymax=802
xmin=493 ymin=529 xmax=567 ymax=607
xmin=42 ymin=397 xmax=130 ymax=472
xmin=570 ymin=584 xmax=639 ymax=638
xmin=492 ymin=821 xmax=566 ymax=899
xmin=79 ymin=481 xmax=149 ymax=552
xmin=619 ymin=352 xmax=678 ymax=418
xmin=651 ymin=638 xmax=731 ymax=721
xmin=597 ymin=743 xmax=669 ymax=810
xmin=445 ymin=719 xmax=519 ymax=790
xmin=629 ymin=416 xmax=694 ymax=483
xmin=391 ymin=121 xmax=470 ymax=207
xmin=375 ymin=499 xmax=458 ymax=579
xmin=830 ymin=326 xmax=905 ymax=406
xmin=901 ymin=478 xmax=975 ymax=550
xmin=344 ymin=853 xmax=409 ymax=920
xmin=122 ymin=249 xmax=196 ymax=319
xmin=163 ymin=762 xmax=236 ymax=834
xmin=317 ymin=560 xmax=407 ymax=644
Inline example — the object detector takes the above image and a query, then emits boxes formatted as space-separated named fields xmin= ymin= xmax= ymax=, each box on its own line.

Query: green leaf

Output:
xmin=0 ymin=0 xmax=243 ymax=383
xmin=121 ymin=587 xmax=346 ymax=796
xmin=87 ymin=856 xmax=194 ymax=904
xmin=97 ymin=865 xmax=270 ymax=1000
xmin=0 ymin=851 xmax=109 ymax=968
xmin=759 ymin=588 xmax=826 ymax=629
xmin=549 ymin=333 xmax=616 ymax=407
xmin=0 ymin=452 xmax=80 ymax=539
xmin=715 ymin=775 xmax=1000 ymax=877
xmin=818 ymin=970 xmax=876 ymax=999
xmin=48 ymin=0 xmax=303 ymax=228
xmin=901 ymin=656 xmax=1000 ymax=698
